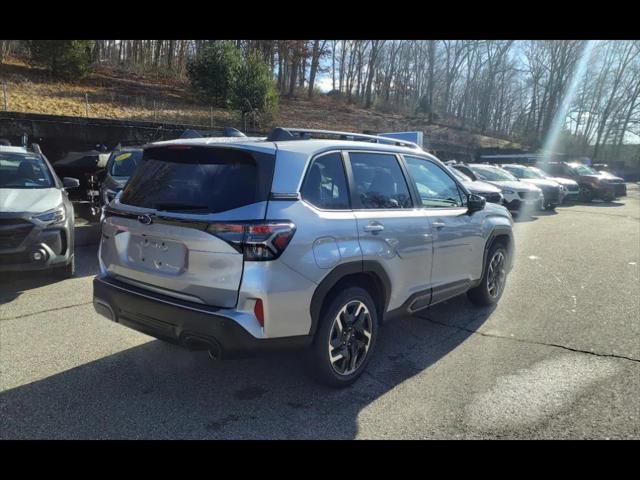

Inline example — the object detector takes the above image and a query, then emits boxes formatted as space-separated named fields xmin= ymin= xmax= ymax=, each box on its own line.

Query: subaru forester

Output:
xmin=93 ymin=128 xmax=514 ymax=387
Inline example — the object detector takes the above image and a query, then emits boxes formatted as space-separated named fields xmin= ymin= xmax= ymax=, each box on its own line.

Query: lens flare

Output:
xmin=518 ymin=40 xmax=598 ymax=221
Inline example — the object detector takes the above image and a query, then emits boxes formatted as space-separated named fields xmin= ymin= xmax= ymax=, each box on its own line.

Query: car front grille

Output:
xmin=541 ymin=187 xmax=561 ymax=203
xmin=612 ymin=183 xmax=627 ymax=195
xmin=0 ymin=251 xmax=31 ymax=265
xmin=0 ymin=219 xmax=34 ymax=249
xmin=518 ymin=191 xmax=539 ymax=200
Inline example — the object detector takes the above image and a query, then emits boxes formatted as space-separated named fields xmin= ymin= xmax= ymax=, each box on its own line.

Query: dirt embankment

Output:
xmin=1 ymin=56 xmax=522 ymax=151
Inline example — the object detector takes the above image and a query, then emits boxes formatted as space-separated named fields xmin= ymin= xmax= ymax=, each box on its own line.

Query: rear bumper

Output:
xmin=93 ymin=275 xmax=311 ymax=358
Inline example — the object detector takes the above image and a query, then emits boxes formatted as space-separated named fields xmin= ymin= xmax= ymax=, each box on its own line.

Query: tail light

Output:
xmin=206 ymin=221 xmax=296 ymax=261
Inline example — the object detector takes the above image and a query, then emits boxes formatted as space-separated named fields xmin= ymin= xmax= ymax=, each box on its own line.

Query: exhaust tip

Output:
xmin=182 ymin=334 xmax=223 ymax=360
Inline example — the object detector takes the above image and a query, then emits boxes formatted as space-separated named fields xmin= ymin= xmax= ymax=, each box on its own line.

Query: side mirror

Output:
xmin=467 ymin=193 xmax=486 ymax=213
xmin=63 ymin=177 xmax=80 ymax=189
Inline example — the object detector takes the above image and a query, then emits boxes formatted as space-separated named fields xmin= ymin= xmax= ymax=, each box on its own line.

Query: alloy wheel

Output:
xmin=328 ymin=300 xmax=373 ymax=376
xmin=487 ymin=251 xmax=506 ymax=298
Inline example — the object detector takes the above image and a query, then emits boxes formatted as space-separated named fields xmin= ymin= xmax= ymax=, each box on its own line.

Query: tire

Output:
xmin=53 ymin=255 xmax=75 ymax=279
xmin=305 ymin=286 xmax=379 ymax=388
xmin=544 ymin=203 xmax=557 ymax=211
xmin=468 ymin=243 xmax=509 ymax=306
xmin=601 ymin=190 xmax=615 ymax=202
xmin=579 ymin=184 xmax=594 ymax=202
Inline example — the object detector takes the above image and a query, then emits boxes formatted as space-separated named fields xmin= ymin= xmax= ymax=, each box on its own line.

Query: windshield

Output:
xmin=470 ymin=165 xmax=518 ymax=182
xmin=447 ymin=166 xmax=472 ymax=182
xmin=570 ymin=164 xmax=598 ymax=175
xmin=503 ymin=165 xmax=545 ymax=179
xmin=120 ymin=146 xmax=274 ymax=213
xmin=529 ymin=166 xmax=549 ymax=178
xmin=0 ymin=152 xmax=55 ymax=189
xmin=109 ymin=149 xmax=143 ymax=177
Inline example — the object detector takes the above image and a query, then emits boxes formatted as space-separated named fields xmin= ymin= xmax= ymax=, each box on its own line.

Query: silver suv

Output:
xmin=93 ymin=128 xmax=514 ymax=387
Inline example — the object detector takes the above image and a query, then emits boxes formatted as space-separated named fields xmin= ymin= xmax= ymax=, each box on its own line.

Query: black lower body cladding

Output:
xmin=93 ymin=275 xmax=311 ymax=358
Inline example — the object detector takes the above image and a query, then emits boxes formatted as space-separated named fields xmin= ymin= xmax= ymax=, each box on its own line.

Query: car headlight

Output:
xmin=32 ymin=205 xmax=66 ymax=225
xmin=502 ymin=189 xmax=515 ymax=195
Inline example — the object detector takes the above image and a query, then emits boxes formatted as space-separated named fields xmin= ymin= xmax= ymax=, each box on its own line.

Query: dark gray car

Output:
xmin=100 ymin=147 xmax=143 ymax=206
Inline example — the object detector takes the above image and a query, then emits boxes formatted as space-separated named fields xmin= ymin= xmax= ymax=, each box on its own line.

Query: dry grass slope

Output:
xmin=1 ymin=57 xmax=522 ymax=151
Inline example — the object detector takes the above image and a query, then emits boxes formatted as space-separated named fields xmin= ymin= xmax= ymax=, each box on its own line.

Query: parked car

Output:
xmin=451 ymin=163 xmax=543 ymax=213
xmin=51 ymin=146 xmax=110 ymax=201
xmin=527 ymin=166 xmax=580 ymax=202
xmin=500 ymin=164 xmax=563 ymax=210
xmin=538 ymin=162 xmax=618 ymax=201
xmin=445 ymin=164 xmax=504 ymax=205
xmin=93 ymin=128 xmax=514 ymax=387
xmin=595 ymin=169 xmax=627 ymax=197
xmin=0 ymin=144 xmax=79 ymax=277
xmin=100 ymin=147 xmax=143 ymax=206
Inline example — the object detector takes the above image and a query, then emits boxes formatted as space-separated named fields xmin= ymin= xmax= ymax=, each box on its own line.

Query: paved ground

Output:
xmin=1 ymin=186 xmax=639 ymax=439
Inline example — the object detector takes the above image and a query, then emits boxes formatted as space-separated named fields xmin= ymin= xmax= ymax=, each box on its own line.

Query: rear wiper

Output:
xmin=154 ymin=202 xmax=209 ymax=211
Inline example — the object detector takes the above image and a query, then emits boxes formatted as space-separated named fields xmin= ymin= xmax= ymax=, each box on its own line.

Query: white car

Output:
xmin=452 ymin=163 xmax=543 ymax=212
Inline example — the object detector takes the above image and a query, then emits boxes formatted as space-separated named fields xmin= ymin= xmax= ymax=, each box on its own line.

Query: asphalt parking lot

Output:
xmin=1 ymin=185 xmax=639 ymax=439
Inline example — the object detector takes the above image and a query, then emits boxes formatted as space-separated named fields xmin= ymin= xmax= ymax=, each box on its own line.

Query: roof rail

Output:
xmin=31 ymin=143 xmax=43 ymax=155
xmin=223 ymin=127 xmax=247 ymax=138
xmin=179 ymin=127 xmax=247 ymax=139
xmin=265 ymin=127 xmax=420 ymax=149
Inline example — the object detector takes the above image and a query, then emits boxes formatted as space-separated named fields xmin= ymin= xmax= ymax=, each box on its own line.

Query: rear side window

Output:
xmin=301 ymin=152 xmax=349 ymax=209
xmin=348 ymin=152 xmax=412 ymax=209
xmin=120 ymin=146 xmax=274 ymax=213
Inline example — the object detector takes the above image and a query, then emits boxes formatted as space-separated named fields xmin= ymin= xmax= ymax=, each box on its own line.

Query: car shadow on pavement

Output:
xmin=0 ymin=296 xmax=494 ymax=439
xmin=0 ymin=245 xmax=98 ymax=304
xmin=584 ymin=201 xmax=625 ymax=208
xmin=534 ymin=210 xmax=558 ymax=216
xmin=513 ymin=214 xmax=539 ymax=223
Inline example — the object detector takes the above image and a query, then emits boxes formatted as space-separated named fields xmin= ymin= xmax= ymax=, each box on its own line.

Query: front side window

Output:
xmin=348 ymin=152 xmax=412 ymax=209
xmin=0 ymin=153 xmax=55 ymax=189
xmin=405 ymin=156 xmax=464 ymax=208
xmin=301 ymin=152 xmax=349 ymax=209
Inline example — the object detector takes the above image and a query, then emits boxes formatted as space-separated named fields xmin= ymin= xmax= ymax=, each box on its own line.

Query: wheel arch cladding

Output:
xmin=309 ymin=261 xmax=390 ymax=336
xmin=485 ymin=228 xmax=514 ymax=272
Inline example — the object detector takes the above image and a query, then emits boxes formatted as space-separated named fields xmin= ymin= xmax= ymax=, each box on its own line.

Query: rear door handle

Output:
xmin=363 ymin=222 xmax=384 ymax=233
xmin=432 ymin=220 xmax=446 ymax=229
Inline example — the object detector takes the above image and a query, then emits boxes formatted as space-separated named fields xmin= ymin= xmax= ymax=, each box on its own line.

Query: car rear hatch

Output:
xmin=99 ymin=144 xmax=275 ymax=308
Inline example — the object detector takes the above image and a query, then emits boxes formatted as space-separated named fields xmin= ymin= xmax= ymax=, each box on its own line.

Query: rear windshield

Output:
xmin=119 ymin=146 xmax=274 ymax=213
